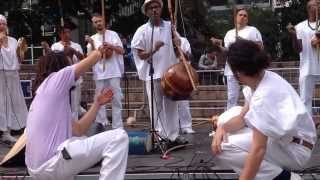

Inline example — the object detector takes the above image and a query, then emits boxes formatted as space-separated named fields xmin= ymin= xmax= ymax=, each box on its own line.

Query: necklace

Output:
xmin=308 ymin=20 xmax=319 ymax=31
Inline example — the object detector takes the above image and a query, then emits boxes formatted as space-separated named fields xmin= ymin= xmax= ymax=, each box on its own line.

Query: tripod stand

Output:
xmin=147 ymin=16 xmax=167 ymax=156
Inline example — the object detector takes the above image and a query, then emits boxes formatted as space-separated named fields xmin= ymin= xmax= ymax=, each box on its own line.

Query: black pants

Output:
xmin=273 ymin=170 xmax=291 ymax=180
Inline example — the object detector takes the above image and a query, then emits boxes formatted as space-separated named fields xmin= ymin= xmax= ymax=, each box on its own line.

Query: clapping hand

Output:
xmin=85 ymin=35 xmax=94 ymax=44
xmin=98 ymin=42 xmax=113 ymax=59
xmin=40 ymin=41 xmax=51 ymax=55
xmin=210 ymin=37 xmax=222 ymax=47
xmin=103 ymin=42 xmax=114 ymax=50
xmin=154 ymin=41 xmax=164 ymax=52
xmin=0 ymin=32 xmax=8 ymax=48
xmin=95 ymin=88 xmax=113 ymax=106
xmin=286 ymin=23 xmax=296 ymax=36
xmin=311 ymin=36 xmax=320 ymax=48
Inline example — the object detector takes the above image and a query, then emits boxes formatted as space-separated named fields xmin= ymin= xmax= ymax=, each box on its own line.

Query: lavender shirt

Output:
xmin=25 ymin=65 xmax=76 ymax=169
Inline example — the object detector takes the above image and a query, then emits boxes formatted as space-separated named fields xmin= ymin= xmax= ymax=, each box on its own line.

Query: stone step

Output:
xmin=20 ymin=60 xmax=300 ymax=72
xmin=93 ymin=104 xmax=224 ymax=121
xmin=20 ymin=67 xmax=302 ymax=97
xmin=82 ymin=83 xmax=320 ymax=105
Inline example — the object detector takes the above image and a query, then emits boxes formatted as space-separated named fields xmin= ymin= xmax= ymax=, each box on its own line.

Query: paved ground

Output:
xmin=0 ymin=123 xmax=320 ymax=179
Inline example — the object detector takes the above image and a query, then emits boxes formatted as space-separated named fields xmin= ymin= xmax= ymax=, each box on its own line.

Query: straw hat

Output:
xmin=141 ymin=0 xmax=163 ymax=15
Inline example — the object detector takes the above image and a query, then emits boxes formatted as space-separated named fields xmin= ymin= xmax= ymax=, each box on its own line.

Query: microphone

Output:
xmin=150 ymin=10 xmax=157 ymax=25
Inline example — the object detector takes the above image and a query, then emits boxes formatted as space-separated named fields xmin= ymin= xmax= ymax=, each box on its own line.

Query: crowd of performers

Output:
xmin=0 ymin=0 xmax=319 ymax=179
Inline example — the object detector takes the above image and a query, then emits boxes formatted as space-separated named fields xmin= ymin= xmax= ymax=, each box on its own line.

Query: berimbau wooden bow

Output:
xmin=167 ymin=0 xmax=197 ymax=91
xmin=101 ymin=0 xmax=107 ymax=71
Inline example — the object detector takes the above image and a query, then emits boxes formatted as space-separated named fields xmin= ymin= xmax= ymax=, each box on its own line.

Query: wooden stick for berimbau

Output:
xmin=101 ymin=0 xmax=107 ymax=71
xmin=316 ymin=0 xmax=320 ymax=63
xmin=168 ymin=0 xmax=197 ymax=91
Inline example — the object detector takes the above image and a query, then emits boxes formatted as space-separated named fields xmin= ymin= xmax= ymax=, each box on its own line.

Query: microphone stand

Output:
xmin=148 ymin=13 xmax=165 ymax=154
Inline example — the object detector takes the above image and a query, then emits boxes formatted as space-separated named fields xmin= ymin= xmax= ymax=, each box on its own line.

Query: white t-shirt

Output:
xmin=224 ymin=26 xmax=263 ymax=76
xmin=198 ymin=54 xmax=217 ymax=70
xmin=180 ymin=37 xmax=191 ymax=55
xmin=131 ymin=20 xmax=179 ymax=81
xmin=243 ymin=70 xmax=316 ymax=147
xmin=51 ymin=41 xmax=84 ymax=64
xmin=87 ymin=30 xmax=124 ymax=80
xmin=1 ymin=36 xmax=20 ymax=70
xmin=295 ymin=20 xmax=320 ymax=76
xmin=51 ymin=41 xmax=84 ymax=84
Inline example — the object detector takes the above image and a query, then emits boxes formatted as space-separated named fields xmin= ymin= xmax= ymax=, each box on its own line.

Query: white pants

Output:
xmin=28 ymin=129 xmax=129 ymax=180
xmin=0 ymin=70 xmax=27 ymax=131
xmin=178 ymin=100 xmax=192 ymax=129
xmin=226 ymin=75 xmax=240 ymax=110
xmin=146 ymin=79 xmax=179 ymax=141
xmin=299 ymin=75 xmax=320 ymax=115
xmin=214 ymin=128 xmax=312 ymax=180
xmin=95 ymin=78 xmax=123 ymax=129
xmin=70 ymin=81 xmax=82 ymax=121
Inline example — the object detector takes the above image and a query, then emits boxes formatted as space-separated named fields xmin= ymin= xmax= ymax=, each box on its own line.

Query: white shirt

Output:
xmin=224 ymin=26 xmax=263 ymax=76
xmin=51 ymin=41 xmax=84 ymax=84
xmin=131 ymin=20 xmax=179 ymax=81
xmin=243 ymin=71 xmax=316 ymax=147
xmin=87 ymin=30 xmax=124 ymax=80
xmin=198 ymin=54 xmax=217 ymax=70
xmin=180 ymin=37 xmax=191 ymax=55
xmin=0 ymin=36 xmax=20 ymax=70
xmin=51 ymin=41 xmax=84 ymax=64
xmin=296 ymin=20 xmax=320 ymax=76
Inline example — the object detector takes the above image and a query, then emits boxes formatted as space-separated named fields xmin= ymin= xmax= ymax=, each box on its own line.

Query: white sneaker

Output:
xmin=1 ymin=133 xmax=17 ymax=143
xmin=181 ymin=128 xmax=195 ymax=134
xmin=291 ymin=172 xmax=303 ymax=180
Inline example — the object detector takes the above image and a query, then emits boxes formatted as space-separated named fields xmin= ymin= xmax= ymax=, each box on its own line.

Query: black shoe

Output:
xmin=167 ymin=136 xmax=188 ymax=149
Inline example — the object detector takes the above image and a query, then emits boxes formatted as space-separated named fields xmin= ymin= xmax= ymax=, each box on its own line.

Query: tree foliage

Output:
xmin=0 ymin=0 xmax=310 ymax=61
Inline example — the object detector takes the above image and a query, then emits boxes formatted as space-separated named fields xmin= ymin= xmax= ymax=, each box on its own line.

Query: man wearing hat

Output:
xmin=0 ymin=14 xmax=28 ymax=143
xmin=51 ymin=24 xmax=85 ymax=121
xmin=131 ymin=0 xmax=188 ymax=146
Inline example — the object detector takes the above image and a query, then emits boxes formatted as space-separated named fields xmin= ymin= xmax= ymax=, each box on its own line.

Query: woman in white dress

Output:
xmin=0 ymin=14 xmax=27 ymax=143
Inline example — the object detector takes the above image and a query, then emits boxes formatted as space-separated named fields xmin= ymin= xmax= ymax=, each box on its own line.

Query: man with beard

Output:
xmin=86 ymin=13 xmax=125 ymax=130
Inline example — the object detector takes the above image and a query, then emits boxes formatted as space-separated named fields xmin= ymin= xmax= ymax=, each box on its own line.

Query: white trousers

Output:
xmin=226 ymin=75 xmax=240 ymax=110
xmin=214 ymin=128 xmax=312 ymax=180
xmin=28 ymin=129 xmax=129 ymax=180
xmin=95 ymin=78 xmax=123 ymax=129
xmin=70 ymin=81 xmax=82 ymax=121
xmin=299 ymin=75 xmax=320 ymax=115
xmin=146 ymin=79 xmax=179 ymax=141
xmin=0 ymin=70 xmax=27 ymax=131
xmin=178 ymin=100 xmax=192 ymax=129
